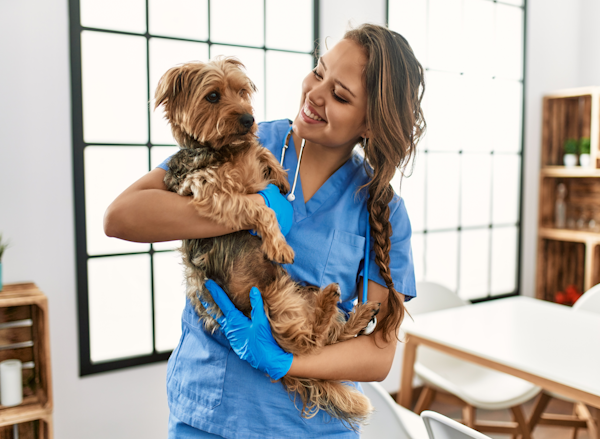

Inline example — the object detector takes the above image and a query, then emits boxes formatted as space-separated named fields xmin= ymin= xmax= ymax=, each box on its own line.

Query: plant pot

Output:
xmin=579 ymin=153 xmax=590 ymax=167
xmin=563 ymin=154 xmax=577 ymax=167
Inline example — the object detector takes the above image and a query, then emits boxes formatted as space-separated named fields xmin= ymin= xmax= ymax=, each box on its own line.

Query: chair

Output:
xmin=527 ymin=283 xmax=600 ymax=438
xmin=420 ymin=410 xmax=492 ymax=439
xmin=360 ymin=381 xmax=428 ymax=439
xmin=405 ymin=282 xmax=541 ymax=439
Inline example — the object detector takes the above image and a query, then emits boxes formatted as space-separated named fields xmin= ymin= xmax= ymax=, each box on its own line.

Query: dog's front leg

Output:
xmin=184 ymin=171 xmax=294 ymax=264
xmin=254 ymin=147 xmax=291 ymax=195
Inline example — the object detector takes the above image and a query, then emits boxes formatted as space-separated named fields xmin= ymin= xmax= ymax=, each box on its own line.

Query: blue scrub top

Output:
xmin=159 ymin=119 xmax=416 ymax=438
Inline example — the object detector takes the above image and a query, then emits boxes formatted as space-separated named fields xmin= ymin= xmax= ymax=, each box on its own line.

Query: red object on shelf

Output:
xmin=554 ymin=284 xmax=583 ymax=306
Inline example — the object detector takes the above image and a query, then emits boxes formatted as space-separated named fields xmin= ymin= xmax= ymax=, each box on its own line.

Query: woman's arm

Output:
xmin=103 ymin=168 xmax=264 ymax=243
xmin=287 ymin=279 xmax=402 ymax=382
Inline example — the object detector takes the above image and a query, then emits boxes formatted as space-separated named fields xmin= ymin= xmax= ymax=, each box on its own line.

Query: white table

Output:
xmin=397 ymin=296 xmax=600 ymax=410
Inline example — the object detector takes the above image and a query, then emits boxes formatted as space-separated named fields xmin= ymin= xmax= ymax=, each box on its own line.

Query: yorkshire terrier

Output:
xmin=154 ymin=57 xmax=380 ymax=429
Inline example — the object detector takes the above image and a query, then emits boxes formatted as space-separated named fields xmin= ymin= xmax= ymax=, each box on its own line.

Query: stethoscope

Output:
xmin=280 ymin=124 xmax=377 ymax=335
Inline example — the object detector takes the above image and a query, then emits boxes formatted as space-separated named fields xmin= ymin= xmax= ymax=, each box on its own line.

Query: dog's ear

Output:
xmin=154 ymin=65 xmax=186 ymax=110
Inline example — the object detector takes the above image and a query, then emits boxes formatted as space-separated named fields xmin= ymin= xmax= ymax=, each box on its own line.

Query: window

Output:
xmin=388 ymin=0 xmax=526 ymax=301
xmin=70 ymin=0 xmax=318 ymax=375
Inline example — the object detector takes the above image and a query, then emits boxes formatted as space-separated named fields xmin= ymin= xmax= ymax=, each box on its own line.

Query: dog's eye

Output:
xmin=239 ymin=89 xmax=247 ymax=97
xmin=206 ymin=92 xmax=220 ymax=103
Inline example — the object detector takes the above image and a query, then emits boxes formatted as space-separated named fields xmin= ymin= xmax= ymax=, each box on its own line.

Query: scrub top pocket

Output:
xmin=321 ymin=229 xmax=366 ymax=303
xmin=168 ymin=303 xmax=230 ymax=410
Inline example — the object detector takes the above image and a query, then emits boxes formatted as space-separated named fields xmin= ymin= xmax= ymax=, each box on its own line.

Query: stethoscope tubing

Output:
xmin=280 ymin=124 xmax=371 ymax=305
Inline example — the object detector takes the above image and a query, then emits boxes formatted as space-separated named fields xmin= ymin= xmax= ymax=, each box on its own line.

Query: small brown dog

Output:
xmin=155 ymin=57 xmax=379 ymax=429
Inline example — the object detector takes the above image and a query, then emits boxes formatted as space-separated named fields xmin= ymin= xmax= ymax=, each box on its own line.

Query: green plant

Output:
xmin=564 ymin=138 xmax=578 ymax=155
xmin=0 ymin=234 xmax=9 ymax=262
xmin=579 ymin=137 xmax=591 ymax=155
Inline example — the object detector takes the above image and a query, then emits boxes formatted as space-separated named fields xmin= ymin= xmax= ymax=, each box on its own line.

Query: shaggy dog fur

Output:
xmin=155 ymin=57 xmax=380 ymax=429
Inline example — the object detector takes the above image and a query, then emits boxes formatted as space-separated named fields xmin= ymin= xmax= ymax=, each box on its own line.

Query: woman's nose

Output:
xmin=306 ymin=85 xmax=326 ymax=108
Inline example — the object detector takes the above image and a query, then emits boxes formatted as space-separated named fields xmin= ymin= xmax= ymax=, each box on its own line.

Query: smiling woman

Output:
xmin=104 ymin=22 xmax=425 ymax=439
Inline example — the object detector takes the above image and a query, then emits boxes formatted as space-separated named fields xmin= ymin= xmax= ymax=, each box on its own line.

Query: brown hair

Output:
xmin=343 ymin=24 xmax=426 ymax=342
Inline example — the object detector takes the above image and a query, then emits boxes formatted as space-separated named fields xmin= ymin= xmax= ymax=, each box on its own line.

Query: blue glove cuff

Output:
xmin=255 ymin=184 xmax=294 ymax=236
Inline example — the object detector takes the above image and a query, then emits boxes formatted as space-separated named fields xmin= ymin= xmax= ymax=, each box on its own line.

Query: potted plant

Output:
xmin=563 ymin=138 xmax=578 ymax=167
xmin=579 ymin=137 xmax=591 ymax=167
xmin=0 ymin=234 xmax=8 ymax=292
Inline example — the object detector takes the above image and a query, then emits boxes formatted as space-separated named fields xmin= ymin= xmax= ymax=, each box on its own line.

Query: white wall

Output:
xmin=1 ymin=0 xmax=599 ymax=435
xmin=0 ymin=2 xmax=169 ymax=438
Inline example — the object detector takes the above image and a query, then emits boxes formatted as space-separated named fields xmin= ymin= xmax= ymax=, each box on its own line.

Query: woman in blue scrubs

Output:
xmin=105 ymin=24 xmax=426 ymax=438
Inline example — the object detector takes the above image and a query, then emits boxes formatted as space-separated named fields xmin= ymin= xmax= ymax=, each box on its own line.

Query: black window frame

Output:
xmin=69 ymin=0 xmax=320 ymax=376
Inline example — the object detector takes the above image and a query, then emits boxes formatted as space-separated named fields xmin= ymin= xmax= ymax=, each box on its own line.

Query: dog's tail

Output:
xmin=280 ymin=376 xmax=373 ymax=431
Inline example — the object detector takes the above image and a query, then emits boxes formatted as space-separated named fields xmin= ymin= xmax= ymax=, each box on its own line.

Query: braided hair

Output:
xmin=344 ymin=24 xmax=426 ymax=342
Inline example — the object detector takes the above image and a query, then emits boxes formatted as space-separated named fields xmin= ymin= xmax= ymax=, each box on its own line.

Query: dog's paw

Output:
xmin=264 ymin=241 xmax=295 ymax=264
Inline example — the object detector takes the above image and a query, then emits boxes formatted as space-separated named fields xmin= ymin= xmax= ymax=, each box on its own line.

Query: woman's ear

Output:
xmin=361 ymin=127 xmax=372 ymax=140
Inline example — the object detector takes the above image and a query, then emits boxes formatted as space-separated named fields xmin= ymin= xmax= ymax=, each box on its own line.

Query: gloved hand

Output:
xmin=250 ymin=183 xmax=294 ymax=237
xmin=199 ymin=279 xmax=293 ymax=381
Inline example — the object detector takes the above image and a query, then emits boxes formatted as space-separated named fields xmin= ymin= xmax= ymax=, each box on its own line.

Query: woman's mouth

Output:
xmin=301 ymin=103 xmax=326 ymax=124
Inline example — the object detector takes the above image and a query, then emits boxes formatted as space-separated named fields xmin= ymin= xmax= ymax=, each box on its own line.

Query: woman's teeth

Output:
xmin=304 ymin=106 xmax=323 ymax=121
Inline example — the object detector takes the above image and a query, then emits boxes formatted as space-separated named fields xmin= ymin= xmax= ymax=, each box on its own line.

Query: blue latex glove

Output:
xmin=199 ymin=279 xmax=293 ymax=381
xmin=250 ymin=183 xmax=294 ymax=237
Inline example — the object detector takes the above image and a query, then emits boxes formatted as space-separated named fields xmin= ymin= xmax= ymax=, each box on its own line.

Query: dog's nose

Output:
xmin=239 ymin=113 xmax=254 ymax=130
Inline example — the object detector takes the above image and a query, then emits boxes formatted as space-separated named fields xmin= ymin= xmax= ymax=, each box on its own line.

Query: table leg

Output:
xmin=397 ymin=336 xmax=417 ymax=408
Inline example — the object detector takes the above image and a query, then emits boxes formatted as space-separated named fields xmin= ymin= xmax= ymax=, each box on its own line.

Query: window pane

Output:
xmin=153 ymin=251 xmax=186 ymax=352
xmin=462 ymin=74 xmax=494 ymax=153
xmin=266 ymin=51 xmax=312 ymax=122
xmin=491 ymin=226 xmax=518 ymax=294
xmin=398 ymin=153 xmax=425 ymax=233
xmin=210 ymin=0 xmax=264 ymax=47
xmin=412 ymin=232 xmax=425 ymax=282
xmin=461 ymin=153 xmax=491 ymax=228
xmin=491 ymin=79 xmax=523 ymax=153
xmin=389 ymin=0 xmax=428 ymax=67
xmin=428 ymin=0 xmax=463 ymax=72
xmin=426 ymin=231 xmax=458 ymax=291
xmin=149 ymin=0 xmax=208 ymax=40
xmin=88 ymin=254 xmax=153 ymax=362
xmin=494 ymin=3 xmax=524 ymax=81
xmin=427 ymin=153 xmax=460 ymax=230
xmin=463 ymin=0 xmax=494 ymax=77
xmin=492 ymin=154 xmax=521 ymax=225
xmin=500 ymin=0 xmax=523 ymax=6
xmin=211 ymin=45 xmax=266 ymax=123
xmin=84 ymin=146 xmax=150 ymax=255
xmin=424 ymin=71 xmax=464 ymax=152
xmin=80 ymin=0 xmax=146 ymax=34
xmin=149 ymin=38 xmax=209 ymax=145
xmin=459 ymin=228 xmax=490 ymax=300
xmin=266 ymin=0 xmax=313 ymax=52
xmin=81 ymin=31 xmax=148 ymax=144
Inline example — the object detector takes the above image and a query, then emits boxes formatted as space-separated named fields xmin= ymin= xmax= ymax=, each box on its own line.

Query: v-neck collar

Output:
xmin=285 ymin=134 xmax=358 ymax=222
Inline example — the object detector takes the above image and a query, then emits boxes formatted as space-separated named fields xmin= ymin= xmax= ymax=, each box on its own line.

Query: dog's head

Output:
xmin=154 ymin=57 xmax=258 ymax=150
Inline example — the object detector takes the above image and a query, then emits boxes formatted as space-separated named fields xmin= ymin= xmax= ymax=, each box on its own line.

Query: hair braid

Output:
xmin=344 ymin=24 xmax=427 ymax=342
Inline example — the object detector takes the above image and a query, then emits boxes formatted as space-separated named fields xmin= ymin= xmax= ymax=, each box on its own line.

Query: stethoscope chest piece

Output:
xmin=286 ymin=194 xmax=296 ymax=202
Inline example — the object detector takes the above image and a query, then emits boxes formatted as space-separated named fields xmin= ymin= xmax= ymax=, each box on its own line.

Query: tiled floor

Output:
xmin=427 ymin=395 xmax=594 ymax=439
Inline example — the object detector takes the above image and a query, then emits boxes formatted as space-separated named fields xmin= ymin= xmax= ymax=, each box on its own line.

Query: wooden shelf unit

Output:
xmin=0 ymin=283 xmax=53 ymax=439
xmin=536 ymin=87 xmax=600 ymax=302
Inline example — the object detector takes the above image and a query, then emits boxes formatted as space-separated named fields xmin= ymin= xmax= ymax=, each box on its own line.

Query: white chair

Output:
xmin=420 ymin=410 xmax=492 ymax=439
xmin=360 ymin=381 xmax=429 ymax=439
xmin=405 ymin=282 xmax=541 ymax=439
xmin=528 ymin=283 xmax=600 ymax=438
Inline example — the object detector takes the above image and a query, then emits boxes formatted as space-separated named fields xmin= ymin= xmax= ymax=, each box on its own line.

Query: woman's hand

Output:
xmin=200 ymin=279 xmax=293 ymax=381
xmin=250 ymin=183 xmax=294 ymax=237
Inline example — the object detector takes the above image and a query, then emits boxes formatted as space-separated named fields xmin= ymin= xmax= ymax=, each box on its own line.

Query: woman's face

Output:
xmin=292 ymin=39 xmax=369 ymax=150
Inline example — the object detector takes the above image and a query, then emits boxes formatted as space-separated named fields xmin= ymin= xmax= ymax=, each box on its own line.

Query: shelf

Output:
xmin=539 ymin=227 xmax=600 ymax=245
xmin=541 ymin=166 xmax=600 ymax=178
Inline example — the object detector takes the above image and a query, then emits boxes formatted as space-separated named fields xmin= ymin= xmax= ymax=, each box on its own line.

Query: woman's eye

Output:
xmin=206 ymin=92 xmax=220 ymax=103
xmin=312 ymin=69 xmax=322 ymax=79
xmin=332 ymin=91 xmax=348 ymax=104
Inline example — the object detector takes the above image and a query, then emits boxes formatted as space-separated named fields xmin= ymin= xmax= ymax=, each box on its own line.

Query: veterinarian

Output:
xmin=105 ymin=23 xmax=425 ymax=439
